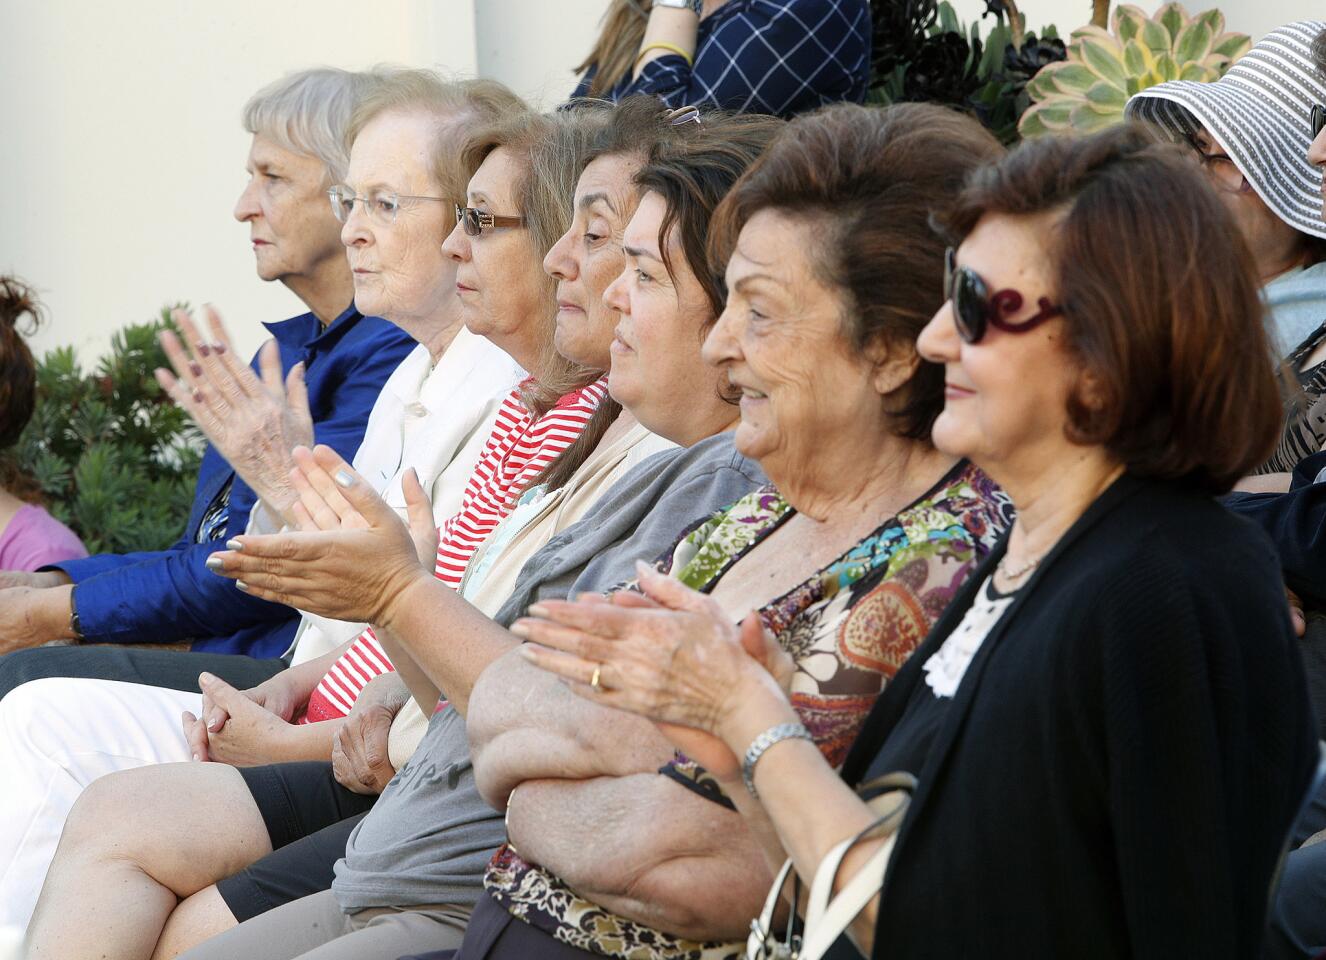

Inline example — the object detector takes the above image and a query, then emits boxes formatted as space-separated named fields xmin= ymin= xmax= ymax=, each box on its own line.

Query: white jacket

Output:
xmin=281 ymin=327 xmax=524 ymax=664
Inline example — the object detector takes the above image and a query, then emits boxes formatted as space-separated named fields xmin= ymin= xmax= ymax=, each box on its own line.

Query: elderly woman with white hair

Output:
xmin=1128 ymin=21 xmax=1326 ymax=482
xmin=0 ymin=67 xmax=417 ymax=687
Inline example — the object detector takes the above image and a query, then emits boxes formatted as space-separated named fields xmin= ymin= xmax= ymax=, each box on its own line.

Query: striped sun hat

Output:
xmin=1125 ymin=20 xmax=1326 ymax=239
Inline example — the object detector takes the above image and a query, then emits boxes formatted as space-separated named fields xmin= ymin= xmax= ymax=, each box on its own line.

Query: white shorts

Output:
xmin=0 ymin=677 xmax=200 ymax=929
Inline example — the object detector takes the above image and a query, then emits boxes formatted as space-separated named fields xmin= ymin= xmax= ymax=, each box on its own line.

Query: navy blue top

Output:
xmin=570 ymin=0 xmax=870 ymax=118
xmin=51 ymin=304 xmax=415 ymax=658
xmin=1225 ymin=450 xmax=1326 ymax=606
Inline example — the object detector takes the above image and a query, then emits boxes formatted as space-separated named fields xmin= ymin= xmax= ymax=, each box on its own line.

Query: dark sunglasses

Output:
xmin=454 ymin=204 xmax=525 ymax=238
xmin=1313 ymin=104 xmax=1326 ymax=139
xmin=943 ymin=248 xmax=1064 ymax=344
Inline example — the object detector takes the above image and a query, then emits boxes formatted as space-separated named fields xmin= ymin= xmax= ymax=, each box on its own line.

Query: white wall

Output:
xmin=3 ymin=0 xmax=1322 ymax=366
xmin=0 ymin=0 xmax=478 ymax=364
xmin=474 ymin=0 xmax=605 ymax=108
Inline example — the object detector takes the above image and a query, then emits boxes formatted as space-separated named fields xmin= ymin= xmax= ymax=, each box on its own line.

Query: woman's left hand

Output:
xmin=206 ymin=445 xmax=436 ymax=624
xmin=156 ymin=305 xmax=314 ymax=519
xmin=516 ymin=561 xmax=795 ymax=761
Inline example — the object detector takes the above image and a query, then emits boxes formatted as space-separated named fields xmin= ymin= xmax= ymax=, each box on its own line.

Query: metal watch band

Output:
xmin=653 ymin=0 xmax=703 ymax=15
xmin=741 ymin=721 xmax=814 ymax=799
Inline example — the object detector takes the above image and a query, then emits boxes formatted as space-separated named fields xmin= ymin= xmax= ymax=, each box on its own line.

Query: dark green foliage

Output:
xmin=1 ymin=306 xmax=204 ymax=554
xmin=868 ymin=0 xmax=1065 ymax=143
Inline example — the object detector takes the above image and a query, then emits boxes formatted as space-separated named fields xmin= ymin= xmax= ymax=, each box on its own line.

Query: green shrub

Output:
xmin=0 ymin=307 xmax=204 ymax=554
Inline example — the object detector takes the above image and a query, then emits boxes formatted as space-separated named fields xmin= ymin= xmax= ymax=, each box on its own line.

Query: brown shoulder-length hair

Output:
xmin=941 ymin=123 xmax=1281 ymax=495
xmin=532 ymin=96 xmax=698 ymax=492
xmin=575 ymin=0 xmax=652 ymax=98
xmin=459 ymin=109 xmax=610 ymax=419
xmin=708 ymin=102 xmax=1006 ymax=441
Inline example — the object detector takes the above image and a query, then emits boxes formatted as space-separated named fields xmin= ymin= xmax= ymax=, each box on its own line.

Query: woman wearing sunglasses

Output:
xmin=517 ymin=125 xmax=1318 ymax=958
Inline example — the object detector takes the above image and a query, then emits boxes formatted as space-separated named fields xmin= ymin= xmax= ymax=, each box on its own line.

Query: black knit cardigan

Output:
xmin=840 ymin=473 xmax=1319 ymax=960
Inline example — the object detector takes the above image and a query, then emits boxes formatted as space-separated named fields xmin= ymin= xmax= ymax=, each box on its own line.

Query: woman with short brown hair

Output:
xmin=520 ymin=123 xmax=1318 ymax=958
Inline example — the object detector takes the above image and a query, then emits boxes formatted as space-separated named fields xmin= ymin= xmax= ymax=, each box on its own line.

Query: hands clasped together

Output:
xmin=178 ymin=667 xmax=402 ymax=794
xmin=512 ymin=563 xmax=795 ymax=780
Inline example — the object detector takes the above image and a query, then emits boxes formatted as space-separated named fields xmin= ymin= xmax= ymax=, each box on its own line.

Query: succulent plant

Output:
xmin=1018 ymin=3 xmax=1251 ymax=138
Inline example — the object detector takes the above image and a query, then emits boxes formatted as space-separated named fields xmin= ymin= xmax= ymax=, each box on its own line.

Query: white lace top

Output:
xmin=922 ymin=574 xmax=1016 ymax=698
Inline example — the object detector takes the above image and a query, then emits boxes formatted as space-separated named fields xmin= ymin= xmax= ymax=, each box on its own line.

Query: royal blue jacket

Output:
xmin=50 ymin=304 xmax=414 ymax=658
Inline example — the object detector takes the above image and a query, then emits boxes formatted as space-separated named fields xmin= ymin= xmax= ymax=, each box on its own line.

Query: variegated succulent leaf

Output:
xmin=1019 ymin=1 xmax=1250 ymax=139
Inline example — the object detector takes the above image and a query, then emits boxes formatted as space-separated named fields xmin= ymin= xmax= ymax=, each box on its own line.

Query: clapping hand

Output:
xmin=156 ymin=305 xmax=314 ymax=521
xmin=205 ymin=445 xmax=438 ymax=625
xmin=515 ymin=562 xmax=795 ymax=780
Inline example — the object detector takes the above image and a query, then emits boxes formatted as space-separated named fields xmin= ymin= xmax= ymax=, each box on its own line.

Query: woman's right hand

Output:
xmin=205 ymin=445 xmax=437 ymax=625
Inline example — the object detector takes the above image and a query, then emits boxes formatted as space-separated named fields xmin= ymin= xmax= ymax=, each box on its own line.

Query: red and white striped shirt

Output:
xmin=301 ymin=378 xmax=608 ymax=722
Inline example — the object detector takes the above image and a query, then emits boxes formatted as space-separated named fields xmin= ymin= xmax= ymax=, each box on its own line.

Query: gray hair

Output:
xmin=346 ymin=68 xmax=526 ymax=201
xmin=242 ymin=67 xmax=378 ymax=184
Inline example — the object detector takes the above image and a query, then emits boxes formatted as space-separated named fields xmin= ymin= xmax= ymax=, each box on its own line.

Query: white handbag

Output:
xmin=746 ymin=772 xmax=916 ymax=960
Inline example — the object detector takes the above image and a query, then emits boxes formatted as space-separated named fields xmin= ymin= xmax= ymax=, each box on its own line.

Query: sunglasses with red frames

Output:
xmin=944 ymin=248 xmax=1064 ymax=344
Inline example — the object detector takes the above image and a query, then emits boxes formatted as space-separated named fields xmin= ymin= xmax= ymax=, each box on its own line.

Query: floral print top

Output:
xmin=486 ymin=459 xmax=1013 ymax=960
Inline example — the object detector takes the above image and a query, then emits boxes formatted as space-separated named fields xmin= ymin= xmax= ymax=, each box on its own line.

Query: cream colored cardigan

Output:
xmin=385 ymin=417 xmax=675 ymax=767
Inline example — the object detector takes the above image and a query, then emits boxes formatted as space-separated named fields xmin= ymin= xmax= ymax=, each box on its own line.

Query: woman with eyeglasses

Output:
xmin=1128 ymin=21 xmax=1326 ymax=483
xmin=517 ymin=124 xmax=1319 ymax=959
xmin=1311 ymin=26 xmax=1326 ymax=225
xmin=19 ymin=93 xmax=625 ymax=957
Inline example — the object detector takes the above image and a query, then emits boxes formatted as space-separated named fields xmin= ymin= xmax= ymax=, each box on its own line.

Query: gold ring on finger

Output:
xmin=590 ymin=665 xmax=603 ymax=692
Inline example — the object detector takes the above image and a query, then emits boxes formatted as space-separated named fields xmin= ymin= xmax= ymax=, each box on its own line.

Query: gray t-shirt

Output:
xmin=332 ymin=433 xmax=766 ymax=910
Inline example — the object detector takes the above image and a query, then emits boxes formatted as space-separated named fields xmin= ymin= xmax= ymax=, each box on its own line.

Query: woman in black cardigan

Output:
xmin=516 ymin=124 xmax=1319 ymax=958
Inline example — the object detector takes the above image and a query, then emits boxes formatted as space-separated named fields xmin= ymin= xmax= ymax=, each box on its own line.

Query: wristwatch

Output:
xmin=68 ymin=584 xmax=84 ymax=641
xmin=653 ymin=0 xmax=703 ymax=16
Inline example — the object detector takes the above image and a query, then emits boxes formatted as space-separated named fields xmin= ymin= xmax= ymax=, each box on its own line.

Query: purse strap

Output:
xmin=799 ymin=791 xmax=908 ymax=959
xmin=747 ymin=857 xmax=799 ymax=960
xmin=746 ymin=772 xmax=917 ymax=960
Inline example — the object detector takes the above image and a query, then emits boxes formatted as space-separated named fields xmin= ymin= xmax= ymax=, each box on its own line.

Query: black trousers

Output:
xmin=216 ymin=761 xmax=378 ymax=922
xmin=0 ymin=644 xmax=285 ymax=699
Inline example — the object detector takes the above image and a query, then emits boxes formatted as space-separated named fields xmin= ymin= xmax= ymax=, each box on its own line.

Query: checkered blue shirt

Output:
xmin=570 ymin=0 xmax=870 ymax=118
